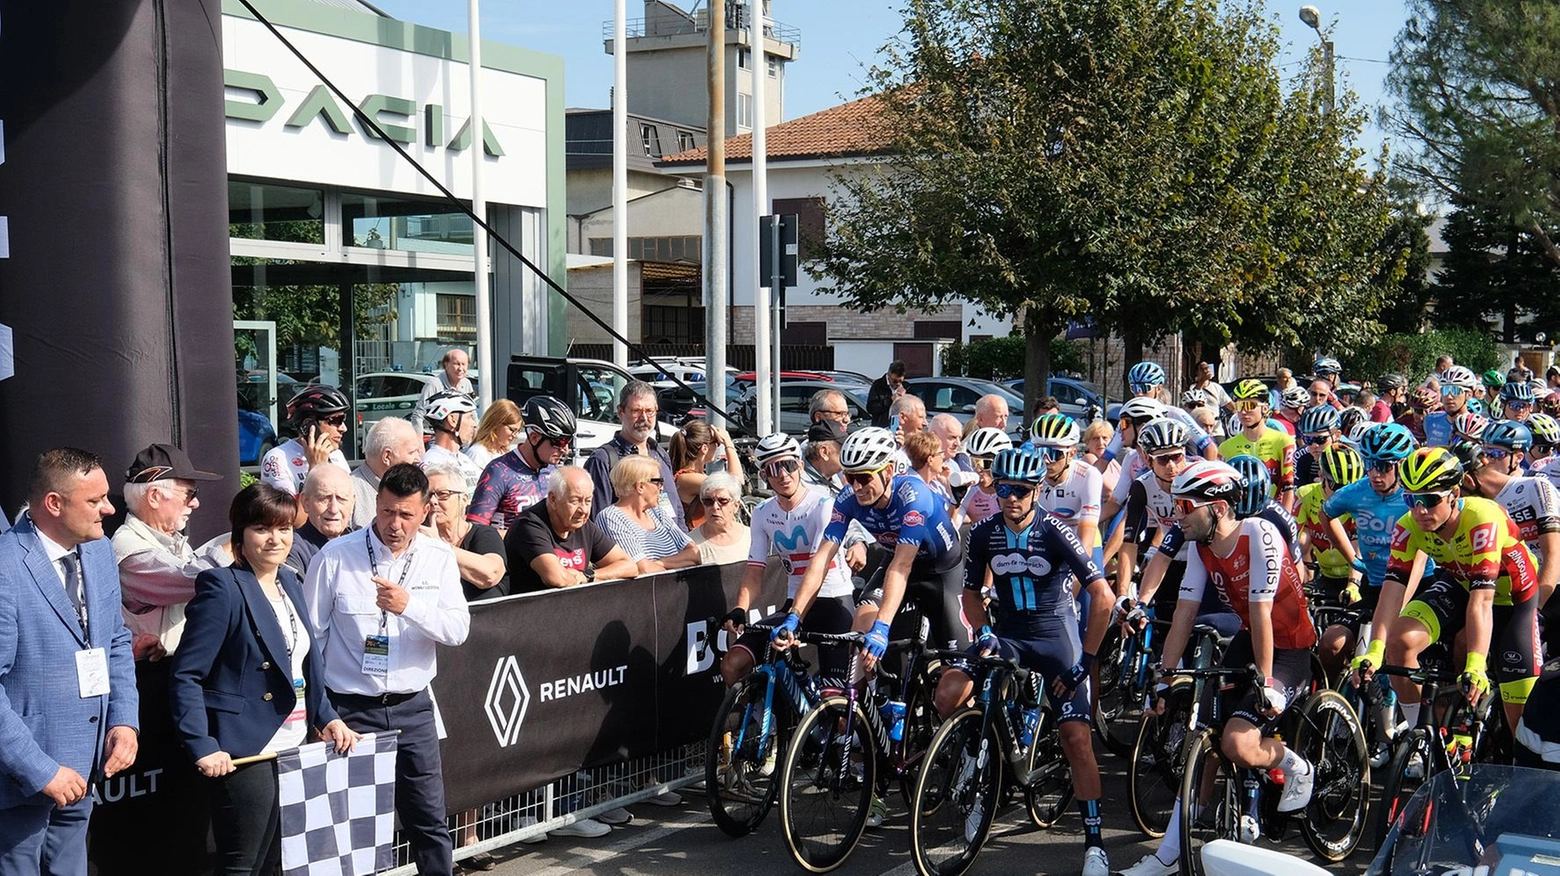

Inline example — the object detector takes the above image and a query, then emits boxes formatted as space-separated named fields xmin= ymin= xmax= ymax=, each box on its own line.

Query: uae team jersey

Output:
xmin=1386 ymin=496 xmax=1538 ymax=605
xmin=823 ymin=474 xmax=960 ymax=570
xmin=1037 ymin=460 xmax=1102 ymax=538
xmin=1180 ymin=517 xmax=1317 ymax=651
xmin=259 ymin=438 xmax=350 ymax=496
xmin=964 ymin=511 xmax=1105 ymax=640
xmin=747 ymin=487 xmax=855 ymax=600
xmin=1217 ymin=428 xmax=1297 ymax=490
xmin=1491 ymin=476 xmax=1560 ymax=546
xmin=1122 ymin=471 xmax=1186 ymax=561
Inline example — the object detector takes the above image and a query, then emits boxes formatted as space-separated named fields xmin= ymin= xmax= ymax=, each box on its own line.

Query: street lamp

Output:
xmin=1299 ymin=5 xmax=1335 ymax=116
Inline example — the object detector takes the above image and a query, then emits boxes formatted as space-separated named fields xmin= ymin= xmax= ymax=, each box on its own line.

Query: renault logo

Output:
xmin=485 ymin=656 xmax=531 ymax=747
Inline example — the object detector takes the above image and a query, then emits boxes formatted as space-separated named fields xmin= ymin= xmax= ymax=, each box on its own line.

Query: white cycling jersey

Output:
xmin=1492 ymin=475 xmax=1560 ymax=548
xmin=1037 ymin=458 xmax=1102 ymax=535
xmin=259 ymin=438 xmax=350 ymax=496
xmin=747 ymin=486 xmax=855 ymax=600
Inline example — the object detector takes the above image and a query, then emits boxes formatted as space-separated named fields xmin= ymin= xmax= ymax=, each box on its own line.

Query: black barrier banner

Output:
xmin=432 ymin=560 xmax=788 ymax=813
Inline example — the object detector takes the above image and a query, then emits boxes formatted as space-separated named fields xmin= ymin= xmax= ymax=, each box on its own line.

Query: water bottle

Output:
xmin=885 ymin=700 xmax=906 ymax=742
xmin=1019 ymin=707 xmax=1040 ymax=747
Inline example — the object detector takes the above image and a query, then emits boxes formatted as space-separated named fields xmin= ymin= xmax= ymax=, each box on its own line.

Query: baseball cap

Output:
xmin=125 ymin=443 xmax=222 ymax=483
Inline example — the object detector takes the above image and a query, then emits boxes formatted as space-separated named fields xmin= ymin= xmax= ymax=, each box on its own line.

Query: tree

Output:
xmin=812 ymin=0 xmax=1398 ymax=412
xmin=1433 ymin=204 xmax=1560 ymax=343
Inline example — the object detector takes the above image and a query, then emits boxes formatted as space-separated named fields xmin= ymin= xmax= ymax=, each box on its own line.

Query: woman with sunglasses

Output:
xmin=1423 ymin=365 xmax=1481 ymax=448
xmin=689 ymin=472 xmax=750 ymax=565
xmin=597 ymin=455 xmax=701 ymax=575
xmin=938 ymin=445 xmax=1114 ymax=876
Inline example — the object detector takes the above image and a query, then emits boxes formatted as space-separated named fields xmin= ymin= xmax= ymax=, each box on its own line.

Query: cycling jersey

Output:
xmin=1036 ymin=459 xmax=1102 ymax=536
xmin=259 ymin=438 xmax=350 ymax=496
xmin=1395 ymin=410 xmax=1427 ymax=444
xmin=1294 ymin=445 xmax=1324 ymax=489
xmin=965 ymin=511 xmax=1105 ymax=640
xmin=958 ymin=484 xmax=1002 ymax=527
xmin=747 ymin=487 xmax=855 ymax=600
xmin=1385 ymin=496 xmax=1538 ymax=606
xmin=421 ymin=444 xmax=483 ymax=492
xmin=1218 ymin=428 xmax=1296 ymax=491
xmin=1491 ymin=476 xmax=1560 ymax=546
xmin=823 ymin=474 xmax=960 ymax=571
xmin=1422 ymin=410 xmax=1455 ymax=448
xmin=1159 ymin=499 xmax=1301 ymax=564
xmin=1103 ymin=405 xmax=1214 ymax=463
xmin=1179 ymin=517 xmax=1318 ymax=651
xmin=1324 ymin=479 xmax=1431 ymax=588
xmin=466 ymin=449 xmax=553 ymax=530
xmin=1296 ymin=482 xmax=1353 ymax=579
xmin=1122 ymin=471 xmax=1185 ymax=561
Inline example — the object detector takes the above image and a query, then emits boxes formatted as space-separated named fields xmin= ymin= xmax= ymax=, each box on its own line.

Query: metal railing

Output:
xmin=601 ymin=16 xmax=801 ymax=49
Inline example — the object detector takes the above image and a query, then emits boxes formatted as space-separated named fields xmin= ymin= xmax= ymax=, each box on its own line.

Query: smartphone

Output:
xmin=890 ymin=413 xmax=901 ymax=435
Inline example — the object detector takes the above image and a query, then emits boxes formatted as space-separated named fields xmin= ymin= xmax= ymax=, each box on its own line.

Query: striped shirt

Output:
xmin=596 ymin=505 xmax=694 ymax=563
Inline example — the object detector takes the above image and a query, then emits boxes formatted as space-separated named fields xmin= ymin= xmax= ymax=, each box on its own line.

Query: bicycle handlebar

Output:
xmin=1368 ymin=663 xmax=1458 ymax=685
xmin=736 ymin=620 xmax=863 ymax=647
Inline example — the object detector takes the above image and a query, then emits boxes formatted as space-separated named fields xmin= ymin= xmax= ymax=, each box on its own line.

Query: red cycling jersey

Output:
xmin=1179 ymin=517 xmax=1317 ymax=651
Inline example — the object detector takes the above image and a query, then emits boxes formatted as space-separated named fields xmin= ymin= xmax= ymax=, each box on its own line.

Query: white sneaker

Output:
xmin=865 ymin=796 xmax=888 ymax=829
xmin=1238 ymin=813 xmax=1261 ymax=843
xmin=1405 ymin=750 xmax=1426 ymax=779
xmin=1369 ymin=742 xmax=1391 ymax=769
xmin=1116 ymin=852 xmax=1178 ymax=876
xmin=1277 ymin=759 xmax=1315 ymax=814
xmin=552 ymin=817 xmax=612 ymax=838
xmin=595 ymin=806 xmax=633 ymax=826
xmin=1083 ymin=846 xmax=1110 ymax=876
xmin=517 ymin=816 xmax=548 ymax=844
xmin=644 ymin=789 xmax=683 ymax=807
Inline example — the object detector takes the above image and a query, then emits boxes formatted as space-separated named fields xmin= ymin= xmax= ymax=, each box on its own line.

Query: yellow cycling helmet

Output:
xmin=1397 ymin=446 xmax=1465 ymax=493
xmin=1232 ymin=378 xmax=1269 ymax=402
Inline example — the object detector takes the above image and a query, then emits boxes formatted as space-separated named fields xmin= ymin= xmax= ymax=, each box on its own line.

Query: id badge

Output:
xmin=286 ymin=677 xmax=308 ymax=723
xmin=362 ymin=634 xmax=390 ymax=676
xmin=76 ymin=648 xmax=110 ymax=698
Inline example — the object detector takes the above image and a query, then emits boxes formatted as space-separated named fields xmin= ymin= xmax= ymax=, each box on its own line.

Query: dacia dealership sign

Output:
xmin=222 ymin=14 xmax=546 ymax=205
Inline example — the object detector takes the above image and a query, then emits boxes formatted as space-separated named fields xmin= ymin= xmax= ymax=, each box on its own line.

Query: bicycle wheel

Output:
xmin=1092 ymin=627 xmax=1144 ymax=757
xmin=909 ymin=709 xmax=1000 ymax=876
xmin=1178 ymin=728 xmax=1236 ymax=876
xmin=897 ymin=664 xmax=943 ymax=806
xmin=1293 ymin=689 xmax=1370 ymax=861
xmin=707 ymin=674 xmax=786 ymax=837
xmin=1372 ymin=727 xmax=1432 ymax=850
xmin=1129 ymin=684 xmax=1191 ymax=838
xmin=779 ymin=696 xmax=878 ymax=873
xmin=1024 ymin=704 xmax=1075 ymax=828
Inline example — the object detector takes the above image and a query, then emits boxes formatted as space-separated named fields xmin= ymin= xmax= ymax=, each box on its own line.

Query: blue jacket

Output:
xmin=0 ymin=514 xmax=138 ymax=809
xmin=169 ymin=565 xmax=338 ymax=760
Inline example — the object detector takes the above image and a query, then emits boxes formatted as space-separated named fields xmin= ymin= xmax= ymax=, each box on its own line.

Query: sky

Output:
xmin=372 ymin=0 xmax=1411 ymax=157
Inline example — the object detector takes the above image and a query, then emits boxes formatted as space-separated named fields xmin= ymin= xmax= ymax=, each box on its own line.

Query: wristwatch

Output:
xmin=583 ymin=564 xmax=596 ymax=582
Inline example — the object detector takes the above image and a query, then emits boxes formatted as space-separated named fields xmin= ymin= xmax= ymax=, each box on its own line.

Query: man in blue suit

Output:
xmin=0 ymin=448 xmax=139 ymax=875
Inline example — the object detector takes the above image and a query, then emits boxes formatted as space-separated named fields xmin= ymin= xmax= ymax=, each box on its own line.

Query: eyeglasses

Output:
xmin=762 ymin=459 xmax=802 ymax=479
xmin=1405 ymin=491 xmax=1451 ymax=509
xmin=1441 ymin=386 xmax=1464 ymax=398
xmin=1368 ymin=460 xmax=1398 ymax=474
xmin=1174 ymin=498 xmax=1214 ymax=515
xmin=1302 ymin=434 xmax=1331 ymax=446
xmin=430 ymin=489 xmax=467 ymax=502
xmin=1480 ymin=446 xmax=1510 ymax=460
xmin=994 ymin=483 xmax=1034 ymax=500
xmin=1149 ymin=453 xmax=1186 ymax=467
xmin=819 ymin=408 xmax=850 ymax=418
xmin=844 ymin=465 xmax=890 ymax=487
xmin=1233 ymin=400 xmax=1264 ymax=413
xmin=165 ymin=487 xmax=198 ymax=505
xmin=647 ymin=477 xmax=665 ymax=487
xmin=701 ymin=496 xmax=733 ymax=508
xmin=320 ymin=415 xmax=348 ymax=427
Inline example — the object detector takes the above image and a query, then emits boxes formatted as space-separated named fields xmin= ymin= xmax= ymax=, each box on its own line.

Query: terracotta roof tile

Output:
xmin=659 ymin=92 xmax=894 ymax=166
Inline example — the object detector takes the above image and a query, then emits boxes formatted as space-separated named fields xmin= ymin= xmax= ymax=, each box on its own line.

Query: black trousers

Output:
xmin=208 ymin=760 xmax=280 ymax=876
xmin=329 ymin=689 xmax=452 ymax=876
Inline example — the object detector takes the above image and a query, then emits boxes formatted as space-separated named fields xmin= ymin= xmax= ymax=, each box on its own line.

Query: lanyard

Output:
xmin=67 ymin=551 xmax=88 ymax=640
xmin=364 ymin=529 xmax=415 ymax=633
xmin=272 ymin=591 xmax=299 ymax=659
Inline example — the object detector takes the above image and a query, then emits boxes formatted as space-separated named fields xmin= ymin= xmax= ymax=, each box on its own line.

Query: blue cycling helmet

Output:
xmin=1297 ymin=405 xmax=1340 ymax=435
xmin=1483 ymin=419 xmax=1533 ymax=452
xmin=1501 ymin=381 xmax=1535 ymax=404
xmin=1356 ymin=422 xmax=1416 ymax=462
xmin=1466 ymin=397 xmax=1488 ymax=417
xmin=1227 ymin=454 xmax=1270 ymax=518
xmin=1128 ymin=362 xmax=1167 ymax=390
xmin=992 ymin=446 xmax=1045 ymax=484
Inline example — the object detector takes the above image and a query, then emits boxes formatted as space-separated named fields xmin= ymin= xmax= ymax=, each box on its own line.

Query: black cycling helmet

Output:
xmin=286 ymin=385 xmax=350 ymax=424
xmin=522 ymin=395 xmax=578 ymax=439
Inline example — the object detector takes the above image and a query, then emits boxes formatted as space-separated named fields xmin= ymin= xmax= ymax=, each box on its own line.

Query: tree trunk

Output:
xmin=1023 ymin=308 xmax=1055 ymax=423
xmin=1122 ymin=324 xmax=1144 ymax=402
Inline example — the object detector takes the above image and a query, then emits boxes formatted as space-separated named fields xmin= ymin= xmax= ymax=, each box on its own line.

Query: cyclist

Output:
xmin=1366 ymin=448 xmax=1541 ymax=735
xmin=259 ymin=385 xmax=351 ymax=495
xmin=1529 ymin=413 xmax=1560 ymax=481
xmin=1314 ymin=356 xmax=1344 ymax=392
xmin=1293 ymin=404 xmax=1341 ymax=490
xmin=1502 ymin=381 xmax=1536 ymax=423
xmin=1121 ymin=461 xmax=1319 ymax=876
xmin=1180 ymin=387 xmax=1211 ymax=414
xmin=420 ymin=389 xmax=482 ymax=490
xmin=1453 ymin=410 xmax=1490 ymax=444
xmin=1099 ymin=362 xmax=1220 ymax=464
xmin=1303 ymin=444 xmax=1366 ymax=673
xmin=791 ymin=427 xmax=967 ymax=674
xmin=937 ymin=446 xmax=1112 ymax=876
xmin=1377 ymin=374 xmax=1409 ymax=422
xmin=1217 ymin=379 xmax=1297 ymax=511
xmin=955 ymin=427 xmax=1012 ymax=528
xmin=1032 ymin=413 xmax=1103 ymax=561
xmin=1424 ymin=366 xmax=1481 ymax=447
xmin=1273 ymin=385 xmax=1311 ymax=437
xmin=1460 ymin=421 xmax=1560 ymax=609
xmin=1397 ymin=386 xmax=1440 ymax=444
xmin=1114 ymin=418 xmax=1194 ymax=617
xmin=1101 ymin=398 xmax=1207 ymax=535
xmin=1483 ymin=369 xmax=1507 ymax=413
xmin=467 ymin=395 xmax=576 ymax=532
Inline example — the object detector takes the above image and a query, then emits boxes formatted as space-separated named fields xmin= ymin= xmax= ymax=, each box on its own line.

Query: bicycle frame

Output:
xmin=825 ymin=612 xmax=938 ymax=795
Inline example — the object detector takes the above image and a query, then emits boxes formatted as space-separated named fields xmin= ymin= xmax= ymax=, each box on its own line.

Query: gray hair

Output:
xmin=808 ymin=389 xmax=846 ymax=418
xmin=699 ymin=471 xmax=741 ymax=500
xmin=547 ymin=464 xmax=588 ymax=498
xmin=122 ymin=479 xmax=175 ymax=515
xmin=422 ymin=462 xmax=468 ymax=490
xmin=889 ymin=395 xmax=925 ymax=417
xmin=617 ymin=379 xmax=657 ymax=409
xmin=365 ymin=416 xmax=419 ymax=461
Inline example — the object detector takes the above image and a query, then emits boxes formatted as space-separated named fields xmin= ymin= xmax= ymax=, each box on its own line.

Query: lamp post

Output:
xmin=1299 ymin=5 xmax=1334 ymax=116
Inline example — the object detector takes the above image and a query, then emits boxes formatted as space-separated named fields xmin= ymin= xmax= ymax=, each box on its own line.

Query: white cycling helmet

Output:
xmin=754 ymin=432 xmax=801 ymax=465
xmin=1119 ymin=397 xmax=1165 ymax=421
xmin=839 ymin=427 xmax=899 ymax=473
xmin=424 ymin=389 xmax=476 ymax=424
xmin=1441 ymin=365 xmax=1480 ymax=394
xmin=964 ymin=427 xmax=1013 ymax=458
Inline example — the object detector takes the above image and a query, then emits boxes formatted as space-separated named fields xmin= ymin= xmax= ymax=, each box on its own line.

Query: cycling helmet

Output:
xmin=522 ymin=395 xmax=578 ymax=439
xmin=1226 ymin=411 xmax=1243 ymax=437
xmin=1137 ymin=417 xmax=1189 ymax=456
xmin=1397 ymin=446 xmax=1465 ymax=493
xmin=1450 ymin=440 xmax=1486 ymax=474
xmin=1227 ymin=454 xmax=1270 ymax=518
xmin=1280 ymin=386 xmax=1310 ymax=410
xmin=1379 ymin=374 xmax=1408 ymax=392
xmin=839 ymin=427 xmax=898 ymax=473
xmin=1527 ymin=412 xmax=1560 ymax=446
xmin=1181 ymin=388 xmax=1210 ymax=408
xmin=1481 ymin=368 xmax=1506 ymax=389
xmin=1356 ymin=422 xmax=1416 ymax=462
xmin=1451 ymin=411 xmax=1488 ymax=442
xmin=1339 ymin=407 xmax=1368 ymax=437
xmin=1232 ymin=378 xmax=1269 ymax=402
xmin=423 ymin=389 xmax=476 ymax=424
xmin=1441 ymin=365 xmax=1480 ymax=394
xmin=1297 ymin=405 xmax=1339 ymax=435
xmin=1030 ymin=413 xmax=1080 ymax=448
xmin=1313 ymin=357 xmax=1342 ymax=376
xmin=286 ymin=385 xmax=349 ymax=424
xmin=754 ymin=432 xmax=802 ymax=465
xmin=1319 ymin=443 xmax=1366 ymax=487
xmin=1410 ymin=386 xmax=1439 ymax=410
xmin=963 ymin=427 xmax=1013 ymax=458
xmin=1501 ymin=381 xmax=1535 ymax=404
xmin=1543 ymin=393 xmax=1560 ymax=416
xmin=1119 ymin=397 xmax=1166 ymax=421
xmin=1345 ymin=420 xmax=1374 ymax=445
xmin=1335 ymin=383 xmax=1362 ymax=399
xmin=1465 ymin=397 xmax=1488 ymax=417
xmin=1128 ymin=362 xmax=1167 ymax=390
xmin=1171 ymin=460 xmax=1243 ymax=503
xmin=991 ymin=446 xmax=1046 ymax=484
xmin=1482 ymin=419 xmax=1533 ymax=452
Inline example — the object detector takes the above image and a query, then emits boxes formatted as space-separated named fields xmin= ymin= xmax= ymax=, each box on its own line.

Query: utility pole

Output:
xmin=612 ymin=0 xmax=629 ymax=367
xmin=467 ymin=0 xmax=494 ymax=408
xmin=750 ymin=0 xmax=771 ymax=435
xmin=705 ymin=0 xmax=729 ymax=427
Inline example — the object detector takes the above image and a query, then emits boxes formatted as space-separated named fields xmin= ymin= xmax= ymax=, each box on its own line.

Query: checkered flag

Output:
xmin=276 ymin=732 xmax=398 ymax=876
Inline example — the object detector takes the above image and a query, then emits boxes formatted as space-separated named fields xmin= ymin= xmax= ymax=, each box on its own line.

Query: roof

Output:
xmin=304 ymin=0 xmax=389 ymax=15
xmin=658 ymin=93 xmax=894 ymax=167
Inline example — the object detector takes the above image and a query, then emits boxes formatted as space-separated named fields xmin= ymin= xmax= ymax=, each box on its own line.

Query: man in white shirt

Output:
xmin=349 ymin=417 xmax=425 ymax=529
xmin=304 ymin=464 xmax=470 ymax=876
xmin=412 ymin=348 xmax=477 ymax=426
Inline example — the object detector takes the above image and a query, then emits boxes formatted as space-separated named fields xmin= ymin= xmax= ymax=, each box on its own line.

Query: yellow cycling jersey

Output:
xmin=1218 ymin=428 xmax=1296 ymax=490
xmin=1386 ymin=495 xmax=1537 ymax=606
xmin=1296 ymin=482 xmax=1352 ymax=578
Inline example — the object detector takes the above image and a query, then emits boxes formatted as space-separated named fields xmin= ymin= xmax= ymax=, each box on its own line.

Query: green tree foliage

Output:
xmin=812 ymin=0 xmax=1399 ymax=412
xmin=1339 ymin=328 xmax=1500 ymax=384
xmin=1433 ymin=205 xmax=1560 ymax=343
xmin=942 ymin=336 xmax=1084 ymax=381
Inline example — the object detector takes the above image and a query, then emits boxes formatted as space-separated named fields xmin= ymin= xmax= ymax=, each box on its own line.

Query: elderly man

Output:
xmin=413 ymin=348 xmax=476 ymax=425
xmin=583 ymin=381 xmax=684 ymax=529
xmin=809 ymin=389 xmax=852 ymax=429
xmin=285 ymin=465 xmax=356 ymax=576
xmin=889 ymin=394 xmax=928 ymax=473
xmin=970 ymin=393 xmax=1010 ymax=434
xmin=350 ymin=417 xmax=424 ymax=529
xmin=504 ymin=466 xmax=637 ymax=594
xmin=930 ymin=413 xmax=977 ymax=488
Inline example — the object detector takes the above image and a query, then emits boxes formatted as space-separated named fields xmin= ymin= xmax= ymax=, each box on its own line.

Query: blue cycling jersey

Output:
xmin=823 ymin=474 xmax=961 ymax=570
xmin=965 ymin=511 xmax=1105 ymax=639
xmin=1158 ymin=499 xmax=1301 ymax=564
xmin=1323 ymin=478 xmax=1434 ymax=587
xmin=1422 ymin=411 xmax=1453 ymax=448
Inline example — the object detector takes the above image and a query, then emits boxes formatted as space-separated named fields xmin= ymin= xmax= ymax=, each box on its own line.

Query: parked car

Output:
xmin=237 ymin=397 xmax=278 ymax=465
xmin=1003 ymin=376 xmax=1108 ymax=422
xmin=508 ymin=356 xmax=676 ymax=459
xmin=905 ymin=377 xmax=1028 ymax=438
xmin=237 ymin=371 xmax=300 ymax=463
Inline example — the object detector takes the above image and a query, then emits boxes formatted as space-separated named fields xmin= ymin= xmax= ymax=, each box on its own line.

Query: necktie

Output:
xmin=62 ymin=553 xmax=87 ymax=636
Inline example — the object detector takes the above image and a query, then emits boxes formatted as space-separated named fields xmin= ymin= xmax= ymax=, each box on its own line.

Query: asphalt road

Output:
xmin=464 ymin=753 xmax=1376 ymax=876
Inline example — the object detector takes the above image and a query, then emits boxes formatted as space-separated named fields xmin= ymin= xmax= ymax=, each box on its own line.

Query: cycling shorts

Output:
xmin=1214 ymin=630 xmax=1313 ymax=729
xmin=1399 ymin=573 xmax=1540 ymax=704
xmin=733 ymin=595 xmax=858 ymax=684
xmin=859 ymin=560 xmax=971 ymax=651
xmin=967 ymin=633 xmax=1091 ymax=726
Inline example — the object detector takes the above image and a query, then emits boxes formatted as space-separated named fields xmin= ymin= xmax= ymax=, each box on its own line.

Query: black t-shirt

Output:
xmin=504 ymin=500 xmax=619 ymax=595
xmin=460 ymin=523 xmax=511 ymax=602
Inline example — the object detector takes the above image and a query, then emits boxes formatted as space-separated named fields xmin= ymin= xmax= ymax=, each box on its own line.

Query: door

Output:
xmin=234 ymin=320 xmax=281 ymax=465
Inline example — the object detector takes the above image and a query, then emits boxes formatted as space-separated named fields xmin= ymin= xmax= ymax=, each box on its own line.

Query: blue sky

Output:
xmin=372 ymin=0 xmax=1409 ymax=156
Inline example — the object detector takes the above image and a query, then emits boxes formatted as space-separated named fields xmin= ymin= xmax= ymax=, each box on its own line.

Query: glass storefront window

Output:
xmin=229 ymin=180 xmax=325 ymax=243
xmin=341 ymin=192 xmax=474 ymax=256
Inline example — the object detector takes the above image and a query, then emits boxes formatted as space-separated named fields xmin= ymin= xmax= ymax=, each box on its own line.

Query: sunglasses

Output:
xmin=1368 ymin=460 xmax=1398 ymax=474
xmin=1302 ymin=434 xmax=1331 ymax=446
xmin=647 ymin=477 xmax=665 ymax=486
xmin=320 ymin=415 xmax=348 ymax=427
xmin=844 ymin=465 xmax=890 ymax=486
xmin=994 ymin=483 xmax=1034 ymax=500
xmin=1037 ymin=446 xmax=1068 ymax=462
xmin=1149 ymin=453 xmax=1186 ymax=467
xmin=1441 ymin=386 xmax=1464 ymax=398
xmin=1233 ymin=400 xmax=1264 ymax=412
xmin=701 ymin=496 xmax=733 ymax=507
xmin=1405 ymin=491 xmax=1450 ymax=509
xmin=1480 ymin=446 xmax=1510 ymax=460
xmin=762 ymin=459 xmax=802 ymax=479
xmin=544 ymin=435 xmax=574 ymax=449
xmin=1507 ymin=400 xmax=1532 ymax=411
xmin=1174 ymin=497 xmax=1214 ymax=515
xmin=970 ymin=457 xmax=992 ymax=471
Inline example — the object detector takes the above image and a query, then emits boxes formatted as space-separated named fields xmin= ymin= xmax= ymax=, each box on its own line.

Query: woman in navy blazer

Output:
xmin=170 ymin=484 xmax=358 ymax=876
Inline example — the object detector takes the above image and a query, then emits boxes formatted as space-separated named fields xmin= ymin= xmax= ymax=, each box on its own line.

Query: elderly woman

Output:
xmin=669 ymin=419 xmax=741 ymax=529
xmin=424 ymin=463 xmax=508 ymax=601
xmin=689 ymin=472 xmax=750 ymax=565
xmin=597 ymin=455 xmax=701 ymax=574
xmin=464 ymin=398 xmax=524 ymax=472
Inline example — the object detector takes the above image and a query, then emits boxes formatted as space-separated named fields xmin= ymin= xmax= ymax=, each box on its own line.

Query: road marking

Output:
xmin=516 ymin=812 xmax=709 ymax=876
